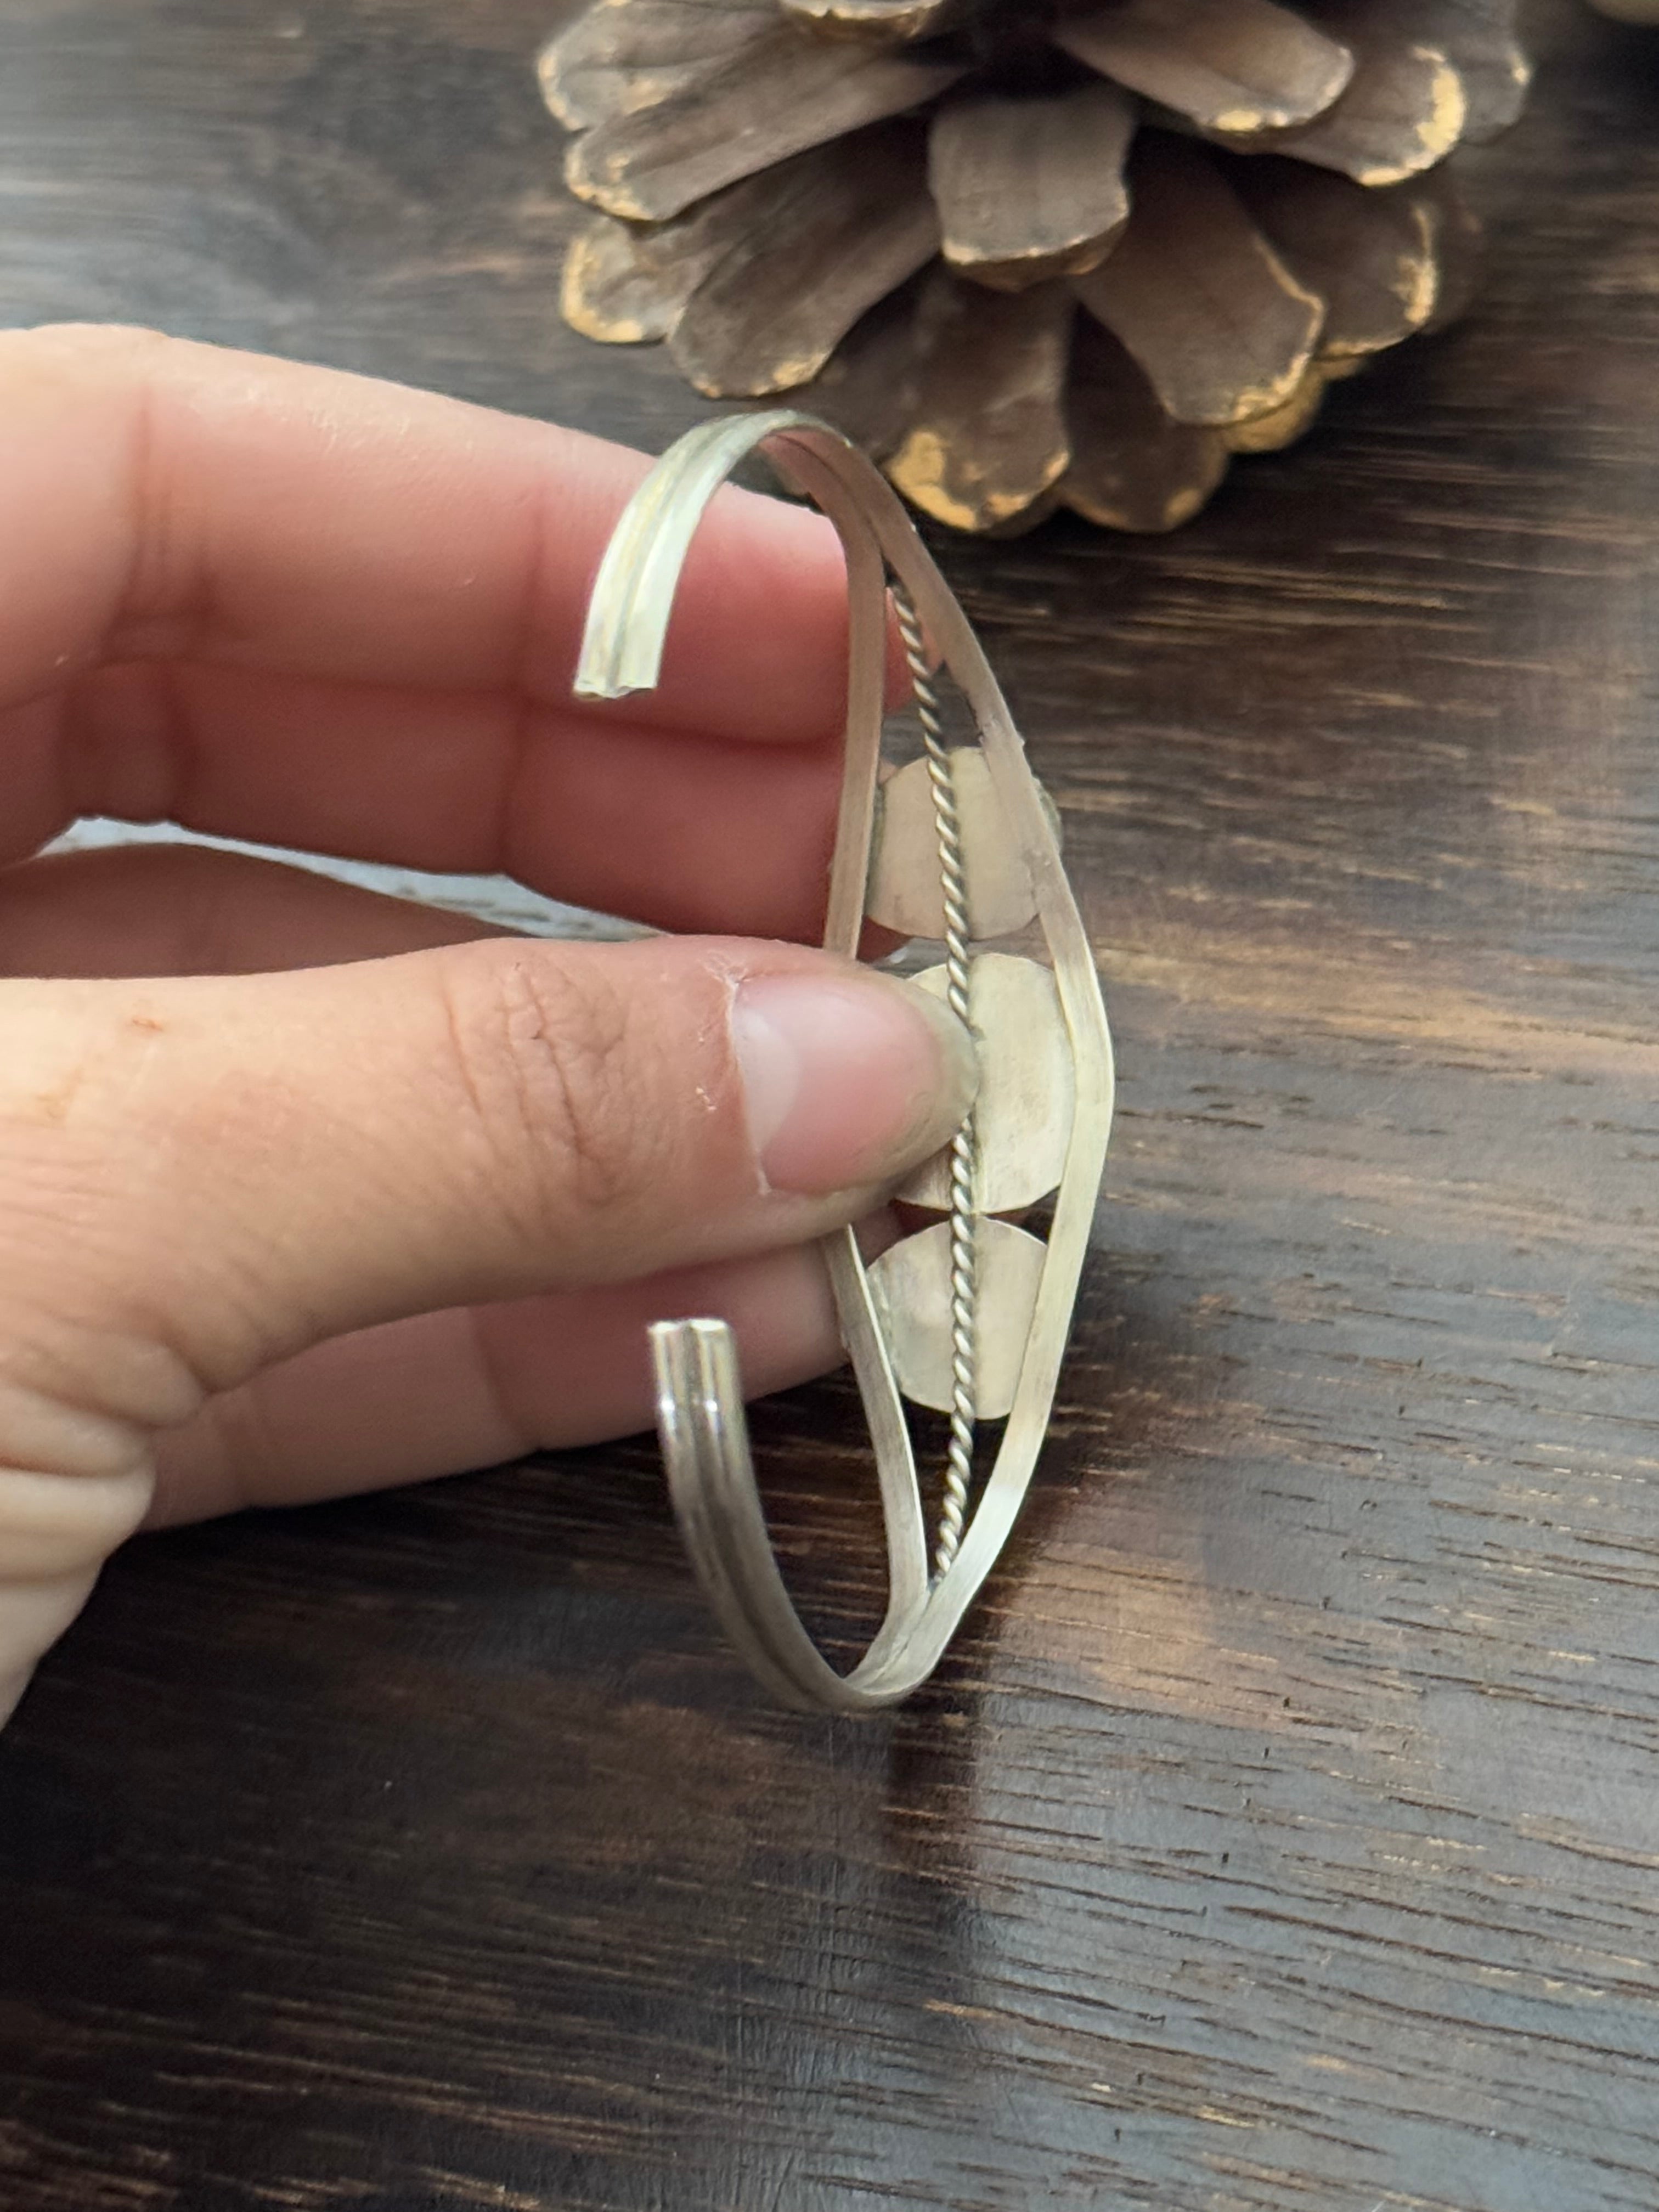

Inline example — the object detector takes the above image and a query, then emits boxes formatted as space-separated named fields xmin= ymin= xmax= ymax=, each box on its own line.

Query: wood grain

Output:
xmin=3 ymin=1 xmax=1659 ymax=2208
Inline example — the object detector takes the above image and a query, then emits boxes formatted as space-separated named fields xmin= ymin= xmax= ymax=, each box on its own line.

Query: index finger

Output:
xmin=0 ymin=324 xmax=858 ymax=748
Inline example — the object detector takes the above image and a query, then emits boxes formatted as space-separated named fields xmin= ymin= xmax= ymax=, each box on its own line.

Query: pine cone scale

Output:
xmin=566 ymin=25 xmax=964 ymax=220
xmin=887 ymin=277 xmax=1075 ymax=531
xmin=782 ymin=0 xmax=969 ymax=36
xmin=541 ymin=0 xmax=1526 ymax=532
xmin=562 ymin=213 xmax=691 ymax=342
xmin=668 ymin=126 xmax=940 ymax=395
xmin=540 ymin=1 xmax=775 ymax=132
xmin=1235 ymin=162 xmax=1438 ymax=356
xmin=1063 ymin=321 xmax=1231 ymax=531
xmin=930 ymin=83 xmax=1135 ymax=291
xmin=1239 ymin=38 xmax=1466 ymax=184
xmin=1075 ymin=134 xmax=1324 ymax=427
xmin=1058 ymin=0 xmax=1357 ymax=135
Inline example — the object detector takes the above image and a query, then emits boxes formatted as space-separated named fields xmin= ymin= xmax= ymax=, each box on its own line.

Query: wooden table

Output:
xmin=3 ymin=3 xmax=1658 ymax=2207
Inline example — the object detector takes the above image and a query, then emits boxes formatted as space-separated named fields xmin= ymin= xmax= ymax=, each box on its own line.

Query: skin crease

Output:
xmin=0 ymin=325 xmax=969 ymax=1729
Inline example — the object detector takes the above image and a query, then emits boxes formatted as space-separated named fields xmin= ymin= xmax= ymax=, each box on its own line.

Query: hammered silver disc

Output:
xmin=867 ymin=1217 xmax=1047 ymax=1419
xmin=898 ymin=952 xmax=1074 ymax=1215
xmin=866 ymin=749 xmax=1042 ymax=941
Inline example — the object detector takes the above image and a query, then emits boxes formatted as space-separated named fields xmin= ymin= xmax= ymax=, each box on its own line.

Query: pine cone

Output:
xmin=542 ymin=0 xmax=1526 ymax=532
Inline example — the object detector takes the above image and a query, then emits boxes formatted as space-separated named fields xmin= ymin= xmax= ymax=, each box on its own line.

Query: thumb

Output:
xmin=0 ymin=934 xmax=973 ymax=1717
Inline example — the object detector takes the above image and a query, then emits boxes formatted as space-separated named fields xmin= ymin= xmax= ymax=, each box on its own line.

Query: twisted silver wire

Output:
xmin=890 ymin=581 xmax=978 ymax=1579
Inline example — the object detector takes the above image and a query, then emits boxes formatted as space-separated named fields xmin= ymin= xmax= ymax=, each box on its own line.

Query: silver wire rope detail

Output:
xmin=891 ymin=580 xmax=978 ymax=1579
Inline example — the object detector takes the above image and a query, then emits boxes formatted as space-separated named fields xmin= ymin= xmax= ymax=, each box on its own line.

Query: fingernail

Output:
xmin=731 ymin=968 xmax=978 ymax=1196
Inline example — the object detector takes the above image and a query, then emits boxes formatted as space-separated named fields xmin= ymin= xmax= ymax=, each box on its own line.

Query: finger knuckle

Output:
xmin=439 ymin=947 xmax=647 ymax=1235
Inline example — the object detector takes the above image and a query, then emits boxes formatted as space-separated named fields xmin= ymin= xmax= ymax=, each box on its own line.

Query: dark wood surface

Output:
xmin=4 ymin=3 xmax=1659 ymax=2207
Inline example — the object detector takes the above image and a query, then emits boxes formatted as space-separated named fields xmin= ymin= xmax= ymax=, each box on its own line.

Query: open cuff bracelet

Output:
xmin=575 ymin=411 xmax=1115 ymax=1713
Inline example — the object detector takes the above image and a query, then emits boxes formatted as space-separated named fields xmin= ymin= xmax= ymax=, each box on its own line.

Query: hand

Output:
xmin=0 ymin=326 xmax=975 ymax=1725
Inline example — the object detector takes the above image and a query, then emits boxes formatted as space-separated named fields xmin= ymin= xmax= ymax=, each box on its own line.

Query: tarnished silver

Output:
xmin=899 ymin=953 xmax=1075 ymax=1217
xmin=890 ymin=579 xmax=978 ymax=1578
xmin=866 ymin=749 xmax=1041 ymax=942
xmin=867 ymin=1218 xmax=1048 ymax=1423
xmin=575 ymin=410 xmax=1115 ymax=1713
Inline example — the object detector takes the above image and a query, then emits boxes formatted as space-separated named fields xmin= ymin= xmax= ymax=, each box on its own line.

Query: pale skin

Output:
xmin=0 ymin=325 xmax=977 ymax=1726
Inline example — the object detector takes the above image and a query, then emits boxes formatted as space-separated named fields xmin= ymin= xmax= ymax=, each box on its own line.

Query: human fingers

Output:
xmin=1 ymin=325 xmax=872 ymax=848
xmin=0 ymin=842 xmax=511 ymax=979
xmin=0 ymin=935 xmax=970 ymax=1714
xmin=3 ymin=935 xmax=970 ymax=1378
xmin=148 ymin=1234 xmax=890 ymax=1524
xmin=0 ymin=833 xmax=899 ymax=1011
xmin=44 ymin=663 xmax=846 ymax=939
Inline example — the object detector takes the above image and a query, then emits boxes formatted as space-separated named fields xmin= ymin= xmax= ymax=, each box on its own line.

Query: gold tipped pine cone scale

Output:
xmin=542 ymin=0 xmax=1527 ymax=532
